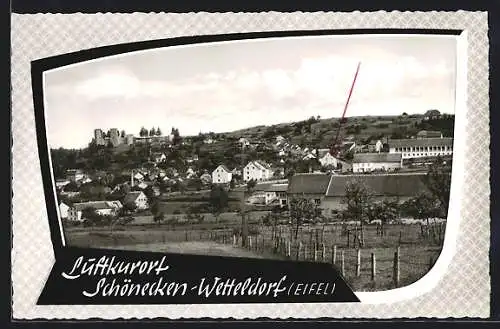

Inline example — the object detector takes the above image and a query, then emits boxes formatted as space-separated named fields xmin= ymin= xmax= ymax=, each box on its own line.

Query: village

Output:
xmin=53 ymin=109 xmax=453 ymax=227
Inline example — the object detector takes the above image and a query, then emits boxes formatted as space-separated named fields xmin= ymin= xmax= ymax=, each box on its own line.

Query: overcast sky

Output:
xmin=44 ymin=34 xmax=457 ymax=149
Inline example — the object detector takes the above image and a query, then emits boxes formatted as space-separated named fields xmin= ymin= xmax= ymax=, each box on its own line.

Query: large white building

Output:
xmin=352 ymin=153 xmax=402 ymax=173
xmin=243 ymin=161 xmax=273 ymax=182
xmin=212 ymin=165 xmax=233 ymax=184
xmin=388 ymin=137 xmax=453 ymax=159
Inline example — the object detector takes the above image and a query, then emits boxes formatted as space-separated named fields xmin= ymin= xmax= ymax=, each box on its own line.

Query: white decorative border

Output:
xmin=11 ymin=11 xmax=490 ymax=319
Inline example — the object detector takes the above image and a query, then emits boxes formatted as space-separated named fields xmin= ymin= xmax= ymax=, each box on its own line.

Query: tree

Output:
xmin=246 ymin=179 xmax=257 ymax=192
xmin=367 ymin=200 xmax=399 ymax=236
xmin=153 ymin=212 xmax=165 ymax=225
xmin=403 ymin=193 xmax=442 ymax=243
xmin=139 ymin=127 xmax=148 ymax=137
xmin=123 ymin=201 xmax=137 ymax=215
xmin=121 ymin=130 xmax=126 ymax=138
xmin=156 ymin=127 xmax=162 ymax=136
xmin=341 ymin=180 xmax=373 ymax=247
xmin=209 ymin=185 xmax=228 ymax=223
xmin=149 ymin=127 xmax=156 ymax=137
xmin=81 ymin=207 xmax=99 ymax=221
xmin=150 ymin=200 xmax=160 ymax=216
xmin=289 ymin=197 xmax=321 ymax=240
xmin=423 ymin=156 xmax=452 ymax=217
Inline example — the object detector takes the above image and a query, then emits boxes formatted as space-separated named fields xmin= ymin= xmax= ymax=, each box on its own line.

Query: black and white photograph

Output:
xmin=44 ymin=34 xmax=456 ymax=292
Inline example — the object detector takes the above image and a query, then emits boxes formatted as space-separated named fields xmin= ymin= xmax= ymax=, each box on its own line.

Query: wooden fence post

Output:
xmin=398 ymin=230 xmax=402 ymax=246
xmin=347 ymin=230 xmax=350 ymax=248
xmin=249 ymin=236 xmax=253 ymax=249
xmin=341 ymin=250 xmax=345 ymax=276
xmin=371 ymin=253 xmax=376 ymax=281
xmin=314 ymin=248 xmax=318 ymax=262
xmin=393 ymin=247 xmax=400 ymax=288
xmin=332 ymin=245 xmax=337 ymax=264
xmin=304 ymin=244 xmax=308 ymax=261
xmin=297 ymin=242 xmax=302 ymax=261
xmin=356 ymin=248 xmax=361 ymax=277
xmin=185 ymin=231 xmax=188 ymax=242
xmin=321 ymin=243 xmax=326 ymax=262
xmin=287 ymin=240 xmax=291 ymax=257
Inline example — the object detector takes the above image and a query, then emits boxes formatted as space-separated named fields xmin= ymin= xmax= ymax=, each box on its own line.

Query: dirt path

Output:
xmin=102 ymin=241 xmax=283 ymax=259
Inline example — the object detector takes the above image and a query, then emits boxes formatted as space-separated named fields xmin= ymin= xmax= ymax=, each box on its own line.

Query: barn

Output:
xmin=321 ymin=173 xmax=430 ymax=216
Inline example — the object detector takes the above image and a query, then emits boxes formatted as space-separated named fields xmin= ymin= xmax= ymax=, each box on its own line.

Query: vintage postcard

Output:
xmin=10 ymin=10 xmax=491 ymax=320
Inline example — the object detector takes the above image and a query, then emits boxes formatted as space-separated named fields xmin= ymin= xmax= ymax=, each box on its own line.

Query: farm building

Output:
xmin=352 ymin=153 xmax=402 ymax=173
xmin=287 ymin=173 xmax=332 ymax=208
xmin=388 ymin=138 xmax=453 ymax=159
xmin=321 ymin=172 xmax=429 ymax=215
xmin=287 ymin=172 xmax=430 ymax=217
xmin=68 ymin=201 xmax=123 ymax=222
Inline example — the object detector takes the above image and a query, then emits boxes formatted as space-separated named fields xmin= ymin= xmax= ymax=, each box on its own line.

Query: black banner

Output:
xmin=38 ymin=247 xmax=359 ymax=304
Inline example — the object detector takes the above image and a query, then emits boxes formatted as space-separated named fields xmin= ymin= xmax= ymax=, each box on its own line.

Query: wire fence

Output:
xmin=197 ymin=223 xmax=444 ymax=291
xmin=75 ymin=221 xmax=444 ymax=291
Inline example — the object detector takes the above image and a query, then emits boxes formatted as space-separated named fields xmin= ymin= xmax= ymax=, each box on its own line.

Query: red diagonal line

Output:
xmin=330 ymin=62 xmax=361 ymax=156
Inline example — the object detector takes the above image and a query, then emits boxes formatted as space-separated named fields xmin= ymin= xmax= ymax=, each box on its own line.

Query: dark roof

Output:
xmin=123 ymin=191 xmax=146 ymax=204
xmin=219 ymin=165 xmax=231 ymax=172
xmin=353 ymin=153 xmax=402 ymax=163
xmin=325 ymin=173 xmax=429 ymax=197
xmin=389 ymin=137 xmax=453 ymax=148
xmin=288 ymin=173 xmax=332 ymax=194
xmin=72 ymin=201 xmax=118 ymax=211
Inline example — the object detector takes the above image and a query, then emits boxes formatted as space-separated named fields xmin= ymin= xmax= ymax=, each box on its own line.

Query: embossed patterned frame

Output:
xmin=11 ymin=11 xmax=489 ymax=319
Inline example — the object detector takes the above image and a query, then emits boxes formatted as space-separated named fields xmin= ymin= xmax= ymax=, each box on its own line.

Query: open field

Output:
xmin=102 ymin=241 xmax=282 ymax=259
xmin=64 ymin=219 xmax=445 ymax=292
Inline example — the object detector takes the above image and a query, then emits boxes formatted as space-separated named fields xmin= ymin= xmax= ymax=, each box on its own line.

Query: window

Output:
xmin=314 ymin=199 xmax=321 ymax=205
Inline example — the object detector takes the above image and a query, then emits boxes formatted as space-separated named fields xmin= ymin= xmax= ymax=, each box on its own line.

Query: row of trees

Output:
xmin=139 ymin=127 xmax=162 ymax=137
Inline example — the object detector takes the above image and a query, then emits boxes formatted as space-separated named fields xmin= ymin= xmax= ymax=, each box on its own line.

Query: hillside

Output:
xmin=217 ymin=113 xmax=454 ymax=148
xmin=51 ymin=112 xmax=455 ymax=183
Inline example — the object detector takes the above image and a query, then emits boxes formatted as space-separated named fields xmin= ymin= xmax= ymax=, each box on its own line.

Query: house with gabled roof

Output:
xmin=59 ymin=202 xmax=70 ymax=219
xmin=212 ymin=164 xmax=233 ymax=184
xmin=123 ymin=191 xmax=149 ymax=210
xmin=243 ymin=160 xmax=274 ymax=182
xmin=287 ymin=173 xmax=332 ymax=208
